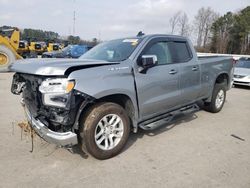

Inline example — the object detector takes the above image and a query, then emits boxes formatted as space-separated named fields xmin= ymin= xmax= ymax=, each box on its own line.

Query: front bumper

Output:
xmin=21 ymin=100 xmax=78 ymax=147
xmin=233 ymin=78 xmax=250 ymax=86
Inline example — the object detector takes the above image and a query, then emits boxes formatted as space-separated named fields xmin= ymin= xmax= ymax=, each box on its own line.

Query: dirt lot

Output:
xmin=0 ymin=73 xmax=249 ymax=188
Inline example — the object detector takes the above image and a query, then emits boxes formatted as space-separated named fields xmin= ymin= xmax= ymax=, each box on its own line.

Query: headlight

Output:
xmin=39 ymin=78 xmax=75 ymax=94
xmin=39 ymin=78 xmax=75 ymax=108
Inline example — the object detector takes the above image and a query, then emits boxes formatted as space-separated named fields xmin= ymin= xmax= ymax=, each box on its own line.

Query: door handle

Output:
xmin=192 ymin=66 xmax=198 ymax=71
xmin=169 ymin=69 xmax=178 ymax=74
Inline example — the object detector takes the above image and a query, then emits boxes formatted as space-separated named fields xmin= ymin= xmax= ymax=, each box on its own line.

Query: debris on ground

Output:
xmin=231 ymin=134 xmax=245 ymax=141
xmin=17 ymin=121 xmax=36 ymax=152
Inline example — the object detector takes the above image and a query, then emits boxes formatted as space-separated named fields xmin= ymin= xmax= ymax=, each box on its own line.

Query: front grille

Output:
xmin=22 ymin=76 xmax=43 ymax=116
xmin=234 ymin=75 xmax=245 ymax=79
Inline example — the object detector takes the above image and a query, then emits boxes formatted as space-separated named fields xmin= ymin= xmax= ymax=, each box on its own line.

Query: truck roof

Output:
xmin=122 ymin=34 xmax=187 ymax=41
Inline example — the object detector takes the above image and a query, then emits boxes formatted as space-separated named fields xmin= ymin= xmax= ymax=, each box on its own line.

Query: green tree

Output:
xmin=210 ymin=6 xmax=250 ymax=54
xmin=67 ymin=35 xmax=81 ymax=44
xmin=231 ymin=6 xmax=250 ymax=54
xmin=210 ymin=12 xmax=234 ymax=53
xmin=21 ymin=28 xmax=59 ymax=43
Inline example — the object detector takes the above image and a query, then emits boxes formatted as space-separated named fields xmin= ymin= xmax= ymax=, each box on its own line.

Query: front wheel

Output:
xmin=80 ymin=102 xmax=130 ymax=160
xmin=204 ymin=83 xmax=226 ymax=113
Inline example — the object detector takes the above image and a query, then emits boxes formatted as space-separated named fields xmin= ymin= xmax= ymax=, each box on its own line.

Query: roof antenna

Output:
xmin=137 ymin=31 xmax=145 ymax=37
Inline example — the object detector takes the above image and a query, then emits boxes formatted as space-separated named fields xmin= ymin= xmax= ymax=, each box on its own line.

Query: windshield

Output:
xmin=62 ymin=45 xmax=73 ymax=52
xmin=236 ymin=60 xmax=250 ymax=69
xmin=80 ymin=38 xmax=141 ymax=62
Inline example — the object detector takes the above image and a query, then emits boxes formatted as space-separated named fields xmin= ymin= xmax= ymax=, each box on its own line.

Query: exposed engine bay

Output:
xmin=11 ymin=73 xmax=94 ymax=133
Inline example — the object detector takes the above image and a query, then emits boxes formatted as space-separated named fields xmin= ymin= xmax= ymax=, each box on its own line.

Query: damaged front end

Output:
xmin=11 ymin=73 xmax=94 ymax=147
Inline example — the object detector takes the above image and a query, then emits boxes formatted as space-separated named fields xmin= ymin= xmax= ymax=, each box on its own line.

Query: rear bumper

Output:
xmin=21 ymin=99 xmax=78 ymax=147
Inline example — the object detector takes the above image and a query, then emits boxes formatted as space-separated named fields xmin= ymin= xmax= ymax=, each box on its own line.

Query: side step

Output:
xmin=139 ymin=103 xmax=199 ymax=130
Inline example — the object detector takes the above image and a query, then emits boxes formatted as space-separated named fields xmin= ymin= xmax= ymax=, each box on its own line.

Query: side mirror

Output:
xmin=138 ymin=55 xmax=158 ymax=73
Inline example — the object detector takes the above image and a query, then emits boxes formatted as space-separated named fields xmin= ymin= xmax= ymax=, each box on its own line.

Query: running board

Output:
xmin=139 ymin=103 xmax=199 ymax=130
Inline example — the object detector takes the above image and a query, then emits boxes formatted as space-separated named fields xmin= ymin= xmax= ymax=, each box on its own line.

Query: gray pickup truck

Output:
xmin=10 ymin=34 xmax=234 ymax=159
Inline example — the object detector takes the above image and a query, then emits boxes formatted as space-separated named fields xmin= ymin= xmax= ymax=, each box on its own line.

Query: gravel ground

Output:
xmin=0 ymin=73 xmax=249 ymax=188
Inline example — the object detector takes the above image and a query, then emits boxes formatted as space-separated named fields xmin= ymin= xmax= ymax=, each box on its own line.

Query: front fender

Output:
xmin=68 ymin=64 xmax=139 ymax=125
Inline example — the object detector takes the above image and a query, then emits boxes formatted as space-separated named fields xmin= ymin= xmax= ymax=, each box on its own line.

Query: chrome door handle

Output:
xmin=192 ymin=66 xmax=198 ymax=71
xmin=169 ymin=70 xmax=177 ymax=74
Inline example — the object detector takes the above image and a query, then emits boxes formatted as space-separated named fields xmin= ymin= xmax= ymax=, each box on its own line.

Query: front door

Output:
xmin=134 ymin=39 xmax=181 ymax=121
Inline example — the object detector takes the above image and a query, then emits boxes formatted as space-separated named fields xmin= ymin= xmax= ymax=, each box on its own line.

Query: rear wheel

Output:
xmin=80 ymin=102 xmax=130 ymax=159
xmin=204 ymin=83 xmax=226 ymax=113
xmin=0 ymin=45 xmax=16 ymax=72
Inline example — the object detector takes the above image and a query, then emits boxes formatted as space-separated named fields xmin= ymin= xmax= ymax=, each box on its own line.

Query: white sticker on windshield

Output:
xmin=122 ymin=39 xmax=139 ymax=43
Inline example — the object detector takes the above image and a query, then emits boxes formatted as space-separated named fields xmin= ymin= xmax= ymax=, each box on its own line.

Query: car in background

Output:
xmin=42 ymin=45 xmax=90 ymax=58
xmin=233 ymin=57 xmax=250 ymax=86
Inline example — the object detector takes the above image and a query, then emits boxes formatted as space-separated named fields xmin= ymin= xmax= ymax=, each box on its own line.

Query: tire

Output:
xmin=0 ymin=45 xmax=16 ymax=72
xmin=204 ymin=83 xmax=226 ymax=113
xmin=80 ymin=102 xmax=130 ymax=160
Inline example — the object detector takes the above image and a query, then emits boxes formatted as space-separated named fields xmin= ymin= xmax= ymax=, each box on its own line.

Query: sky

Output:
xmin=0 ymin=0 xmax=249 ymax=41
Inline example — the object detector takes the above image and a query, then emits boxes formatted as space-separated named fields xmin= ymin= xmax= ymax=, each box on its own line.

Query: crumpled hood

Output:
xmin=9 ymin=58 xmax=119 ymax=76
xmin=234 ymin=67 xmax=250 ymax=76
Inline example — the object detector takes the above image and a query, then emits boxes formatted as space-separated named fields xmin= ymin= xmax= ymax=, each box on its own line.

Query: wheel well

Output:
xmin=215 ymin=73 xmax=229 ymax=86
xmin=203 ymin=73 xmax=229 ymax=103
xmin=98 ymin=94 xmax=135 ymax=130
xmin=77 ymin=94 xmax=136 ymax=132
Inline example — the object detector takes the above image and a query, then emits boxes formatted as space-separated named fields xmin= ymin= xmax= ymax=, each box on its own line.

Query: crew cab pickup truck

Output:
xmin=10 ymin=34 xmax=234 ymax=159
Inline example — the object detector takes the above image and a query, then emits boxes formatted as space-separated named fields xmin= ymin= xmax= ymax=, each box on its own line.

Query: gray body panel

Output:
xmin=178 ymin=44 xmax=201 ymax=105
xmin=134 ymin=63 xmax=181 ymax=121
xmin=130 ymin=36 xmax=233 ymax=121
xmin=10 ymin=34 xmax=234 ymax=129
xmin=198 ymin=57 xmax=233 ymax=98
xmin=68 ymin=60 xmax=140 ymax=121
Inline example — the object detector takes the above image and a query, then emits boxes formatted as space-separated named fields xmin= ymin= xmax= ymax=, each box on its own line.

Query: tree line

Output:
xmin=21 ymin=29 xmax=99 ymax=47
xmin=0 ymin=25 xmax=99 ymax=47
xmin=169 ymin=6 xmax=250 ymax=54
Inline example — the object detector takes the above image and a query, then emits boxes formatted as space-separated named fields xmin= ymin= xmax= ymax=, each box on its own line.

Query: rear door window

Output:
xmin=168 ymin=41 xmax=192 ymax=63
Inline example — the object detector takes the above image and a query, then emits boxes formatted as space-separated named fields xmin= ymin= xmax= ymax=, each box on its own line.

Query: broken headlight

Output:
xmin=39 ymin=78 xmax=75 ymax=94
xmin=39 ymin=78 xmax=75 ymax=108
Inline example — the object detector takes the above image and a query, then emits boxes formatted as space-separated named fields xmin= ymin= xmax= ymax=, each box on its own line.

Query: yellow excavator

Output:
xmin=0 ymin=28 xmax=22 ymax=72
xmin=29 ymin=41 xmax=47 ymax=55
xmin=47 ymin=43 xmax=60 ymax=52
xmin=17 ymin=40 xmax=30 ymax=58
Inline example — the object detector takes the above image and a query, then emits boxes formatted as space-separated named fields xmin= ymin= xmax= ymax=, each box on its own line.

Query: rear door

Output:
xmin=168 ymin=40 xmax=201 ymax=104
xmin=134 ymin=38 xmax=182 ymax=121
